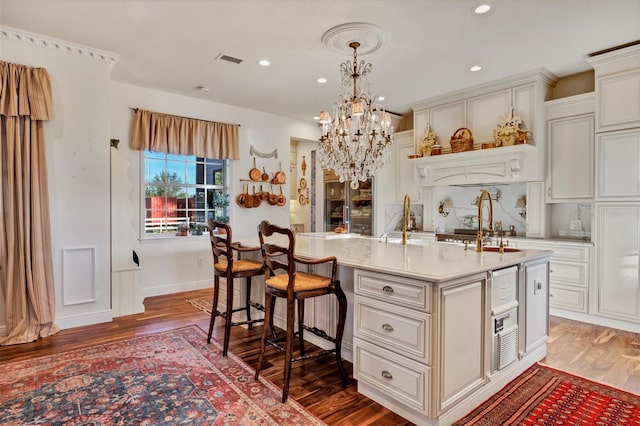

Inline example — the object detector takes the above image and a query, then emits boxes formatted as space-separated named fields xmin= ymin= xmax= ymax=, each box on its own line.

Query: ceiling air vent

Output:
xmin=216 ymin=53 xmax=243 ymax=64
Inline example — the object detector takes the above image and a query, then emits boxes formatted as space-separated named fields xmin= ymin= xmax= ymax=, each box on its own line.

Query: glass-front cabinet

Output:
xmin=324 ymin=175 xmax=374 ymax=235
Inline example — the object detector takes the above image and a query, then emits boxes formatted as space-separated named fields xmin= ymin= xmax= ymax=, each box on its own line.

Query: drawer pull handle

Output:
xmin=382 ymin=285 xmax=394 ymax=294
xmin=381 ymin=370 xmax=393 ymax=379
xmin=382 ymin=323 xmax=394 ymax=332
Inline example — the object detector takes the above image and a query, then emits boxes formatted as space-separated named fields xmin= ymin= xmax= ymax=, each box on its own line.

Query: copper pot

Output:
xmin=261 ymin=166 xmax=269 ymax=181
xmin=276 ymin=186 xmax=286 ymax=206
xmin=249 ymin=157 xmax=261 ymax=181
xmin=273 ymin=161 xmax=286 ymax=184
xmin=268 ymin=185 xmax=279 ymax=205
xmin=236 ymin=184 xmax=247 ymax=206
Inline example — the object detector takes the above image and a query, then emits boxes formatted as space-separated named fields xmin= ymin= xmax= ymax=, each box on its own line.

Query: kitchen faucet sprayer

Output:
xmin=402 ymin=194 xmax=411 ymax=245
xmin=476 ymin=190 xmax=494 ymax=252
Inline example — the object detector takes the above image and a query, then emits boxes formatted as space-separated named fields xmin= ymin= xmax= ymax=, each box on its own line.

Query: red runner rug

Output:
xmin=0 ymin=325 xmax=325 ymax=425
xmin=454 ymin=363 xmax=640 ymax=425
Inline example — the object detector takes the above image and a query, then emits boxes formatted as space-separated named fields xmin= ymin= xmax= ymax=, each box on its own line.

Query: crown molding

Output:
xmin=0 ymin=25 xmax=119 ymax=65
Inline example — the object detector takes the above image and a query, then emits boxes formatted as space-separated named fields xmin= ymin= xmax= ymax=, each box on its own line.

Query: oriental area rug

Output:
xmin=454 ymin=363 xmax=640 ymax=425
xmin=0 ymin=326 xmax=325 ymax=425
xmin=189 ymin=296 xmax=214 ymax=314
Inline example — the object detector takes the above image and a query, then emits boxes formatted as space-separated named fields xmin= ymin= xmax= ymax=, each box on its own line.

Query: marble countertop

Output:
xmin=242 ymin=232 xmax=551 ymax=283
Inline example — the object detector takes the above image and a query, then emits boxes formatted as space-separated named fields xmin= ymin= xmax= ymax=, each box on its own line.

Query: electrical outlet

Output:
xmin=197 ymin=258 xmax=204 ymax=267
xmin=569 ymin=220 xmax=582 ymax=231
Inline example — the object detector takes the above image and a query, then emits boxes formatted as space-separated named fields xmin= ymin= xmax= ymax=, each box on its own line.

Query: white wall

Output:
xmin=110 ymin=82 xmax=319 ymax=299
xmin=0 ymin=26 xmax=320 ymax=332
xmin=0 ymin=27 xmax=115 ymax=329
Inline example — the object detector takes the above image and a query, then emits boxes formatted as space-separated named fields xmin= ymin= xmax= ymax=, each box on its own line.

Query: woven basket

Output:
xmin=450 ymin=128 xmax=474 ymax=153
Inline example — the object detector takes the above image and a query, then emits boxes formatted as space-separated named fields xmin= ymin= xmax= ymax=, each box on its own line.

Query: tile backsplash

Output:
xmin=432 ymin=184 xmax=528 ymax=235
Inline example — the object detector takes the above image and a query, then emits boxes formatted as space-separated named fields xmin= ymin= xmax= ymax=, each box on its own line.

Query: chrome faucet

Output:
xmin=476 ymin=190 xmax=494 ymax=252
xmin=402 ymin=194 xmax=411 ymax=245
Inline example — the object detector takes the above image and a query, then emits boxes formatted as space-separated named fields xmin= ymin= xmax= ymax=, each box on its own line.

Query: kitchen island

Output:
xmin=286 ymin=233 xmax=552 ymax=426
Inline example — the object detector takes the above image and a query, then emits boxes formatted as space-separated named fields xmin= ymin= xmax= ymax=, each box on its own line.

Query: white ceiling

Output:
xmin=1 ymin=0 xmax=639 ymax=124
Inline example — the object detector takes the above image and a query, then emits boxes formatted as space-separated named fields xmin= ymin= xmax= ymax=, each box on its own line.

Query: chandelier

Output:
xmin=318 ymin=41 xmax=394 ymax=189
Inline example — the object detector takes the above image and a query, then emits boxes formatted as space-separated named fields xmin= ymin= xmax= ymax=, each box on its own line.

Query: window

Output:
xmin=143 ymin=151 xmax=229 ymax=237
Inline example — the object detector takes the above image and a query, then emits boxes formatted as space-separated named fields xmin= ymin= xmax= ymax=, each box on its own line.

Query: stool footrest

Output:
xmin=230 ymin=318 xmax=265 ymax=327
xmin=301 ymin=324 xmax=336 ymax=344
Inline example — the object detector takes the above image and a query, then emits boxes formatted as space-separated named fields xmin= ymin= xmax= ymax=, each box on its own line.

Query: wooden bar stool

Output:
xmin=254 ymin=220 xmax=348 ymax=403
xmin=207 ymin=220 xmax=265 ymax=356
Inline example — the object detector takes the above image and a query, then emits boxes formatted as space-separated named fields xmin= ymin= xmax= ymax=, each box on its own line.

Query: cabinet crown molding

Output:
xmin=586 ymin=43 xmax=640 ymax=72
xmin=0 ymin=25 xmax=120 ymax=65
xmin=411 ymin=68 xmax=558 ymax=112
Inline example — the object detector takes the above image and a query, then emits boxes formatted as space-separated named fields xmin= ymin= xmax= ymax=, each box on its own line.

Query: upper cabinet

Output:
xmin=544 ymin=93 xmax=595 ymax=202
xmin=411 ymin=69 xmax=557 ymax=186
xmin=393 ymin=130 xmax=420 ymax=203
xmin=587 ymin=44 xmax=640 ymax=132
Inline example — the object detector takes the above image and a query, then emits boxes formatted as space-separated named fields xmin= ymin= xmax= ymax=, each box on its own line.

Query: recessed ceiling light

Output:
xmin=378 ymin=96 xmax=385 ymax=101
xmin=196 ymin=85 xmax=210 ymax=92
xmin=469 ymin=65 xmax=482 ymax=72
xmin=475 ymin=4 xmax=491 ymax=14
xmin=317 ymin=77 xmax=327 ymax=84
xmin=258 ymin=59 xmax=271 ymax=66
xmin=313 ymin=116 xmax=320 ymax=120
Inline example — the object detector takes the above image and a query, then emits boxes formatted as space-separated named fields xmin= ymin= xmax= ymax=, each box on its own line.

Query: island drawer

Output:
xmin=354 ymin=337 xmax=430 ymax=415
xmin=354 ymin=269 xmax=431 ymax=311
xmin=354 ymin=296 xmax=431 ymax=364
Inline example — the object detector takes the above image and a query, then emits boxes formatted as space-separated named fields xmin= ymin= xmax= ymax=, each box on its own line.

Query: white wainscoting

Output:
xmin=62 ymin=247 xmax=97 ymax=305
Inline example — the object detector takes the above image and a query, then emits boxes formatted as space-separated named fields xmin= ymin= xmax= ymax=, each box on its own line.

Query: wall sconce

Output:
xmin=516 ymin=195 xmax=527 ymax=219
xmin=439 ymin=199 xmax=453 ymax=217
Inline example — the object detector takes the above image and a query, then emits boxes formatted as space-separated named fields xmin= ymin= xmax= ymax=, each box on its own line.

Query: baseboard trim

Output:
xmin=143 ymin=279 xmax=213 ymax=298
xmin=550 ymin=308 xmax=639 ymax=333
xmin=55 ymin=309 xmax=113 ymax=330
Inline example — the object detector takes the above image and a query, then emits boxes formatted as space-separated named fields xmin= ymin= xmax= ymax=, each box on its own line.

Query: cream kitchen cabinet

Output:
xmin=596 ymin=128 xmax=640 ymax=200
xmin=525 ymin=181 xmax=548 ymax=238
xmin=587 ymin=44 xmax=640 ymax=132
xmin=522 ymin=259 xmax=549 ymax=354
xmin=393 ymin=130 xmax=421 ymax=203
xmin=411 ymin=70 xmax=556 ymax=186
xmin=515 ymin=239 xmax=591 ymax=315
xmin=545 ymin=93 xmax=595 ymax=202
xmin=594 ymin=204 xmax=640 ymax=324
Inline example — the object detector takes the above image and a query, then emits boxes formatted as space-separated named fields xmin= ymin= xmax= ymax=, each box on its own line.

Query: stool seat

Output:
xmin=207 ymin=220 xmax=265 ymax=356
xmin=265 ymin=272 xmax=332 ymax=292
xmin=214 ymin=259 xmax=263 ymax=274
xmin=254 ymin=220 xmax=348 ymax=403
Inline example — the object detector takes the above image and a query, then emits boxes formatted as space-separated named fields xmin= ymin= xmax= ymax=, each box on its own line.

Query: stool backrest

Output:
xmin=209 ymin=220 xmax=233 ymax=264
xmin=257 ymin=220 xmax=296 ymax=281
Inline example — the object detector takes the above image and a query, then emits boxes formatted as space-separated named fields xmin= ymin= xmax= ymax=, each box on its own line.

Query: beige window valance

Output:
xmin=131 ymin=108 xmax=239 ymax=160
xmin=0 ymin=61 xmax=55 ymax=120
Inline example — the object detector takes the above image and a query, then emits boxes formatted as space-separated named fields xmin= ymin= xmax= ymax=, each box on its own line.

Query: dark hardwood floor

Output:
xmin=1 ymin=288 xmax=639 ymax=425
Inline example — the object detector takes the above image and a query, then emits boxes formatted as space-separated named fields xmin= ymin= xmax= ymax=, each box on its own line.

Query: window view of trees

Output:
xmin=143 ymin=151 xmax=228 ymax=236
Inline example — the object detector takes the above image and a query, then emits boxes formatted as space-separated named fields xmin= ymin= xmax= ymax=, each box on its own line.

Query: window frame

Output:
xmin=140 ymin=150 xmax=230 ymax=239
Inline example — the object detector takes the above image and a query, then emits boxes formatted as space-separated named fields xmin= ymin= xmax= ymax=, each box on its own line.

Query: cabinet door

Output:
xmin=547 ymin=114 xmax=594 ymax=201
xmin=394 ymin=131 xmax=420 ymax=203
xmin=595 ymin=204 xmax=640 ymax=323
xmin=597 ymin=129 xmax=640 ymax=200
xmin=526 ymin=181 xmax=548 ymax=238
xmin=438 ymin=277 xmax=485 ymax=413
xmin=595 ymin=69 xmax=640 ymax=132
xmin=524 ymin=260 xmax=549 ymax=354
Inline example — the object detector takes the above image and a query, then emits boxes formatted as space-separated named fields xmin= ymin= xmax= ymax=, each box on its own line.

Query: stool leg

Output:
xmin=246 ymin=276 xmax=253 ymax=330
xmin=269 ymin=295 xmax=278 ymax=340
xmin=254 ymin=291 xmax=273 ymax=381
xmin=207 ymin=275 xmax=220 ymax=344
xmin=334 ymin=282 xmax=348 ymax=387
xmin=282 ymin=296 xmax=295 ymax=403
xmin=297 ymin=298 xmax=305 ymax=356
xmin=222 ymin=274 xmax=234 ymax=356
